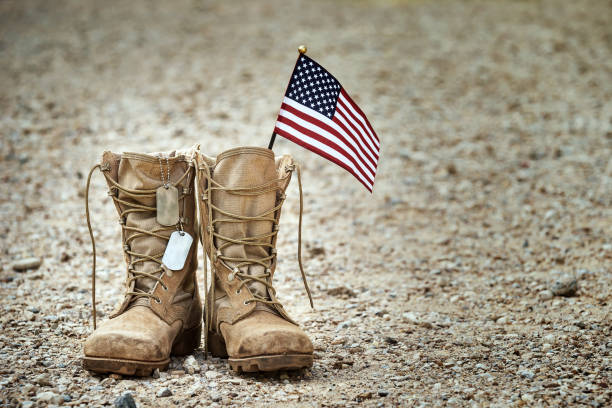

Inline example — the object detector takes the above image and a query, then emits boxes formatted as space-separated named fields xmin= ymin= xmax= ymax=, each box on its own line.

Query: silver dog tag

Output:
xmin=162 ymin=231 xmax=193 ymax=270
xmin=156 ymin=185 xmax=180 ymax=226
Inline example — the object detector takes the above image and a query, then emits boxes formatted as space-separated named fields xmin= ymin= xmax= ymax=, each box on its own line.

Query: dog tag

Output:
xmin=156 ymin=185 xmax=179 ymax=226
xmin=162 ymin=231 xmax=193 ymax=270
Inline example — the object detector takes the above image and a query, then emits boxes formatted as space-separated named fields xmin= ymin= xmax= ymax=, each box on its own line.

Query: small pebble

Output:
xmin=114 ymin=392 xmax=137 ymax=408
xmin=538 ymin=290 xmax=554 ymax=300
xmin=551 ymin=275 xmax=578 ymax=297
xmin=11 ymin=257 xmax=42 ymax=271
xmin=156 ymin=388 xmax=172 ymax=398
xmin=35 ymin=391 xmax=63 ymax=404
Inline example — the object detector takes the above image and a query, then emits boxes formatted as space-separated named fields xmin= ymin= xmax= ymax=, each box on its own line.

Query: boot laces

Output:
xmin=196 ymin=159 xmax=313 ymax=354
xmin=85 ymin=162 xmax=192 ymax=330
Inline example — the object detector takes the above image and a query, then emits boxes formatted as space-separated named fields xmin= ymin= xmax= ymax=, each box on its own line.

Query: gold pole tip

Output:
xmin=298 ymin=45 xmax=307 ymax=54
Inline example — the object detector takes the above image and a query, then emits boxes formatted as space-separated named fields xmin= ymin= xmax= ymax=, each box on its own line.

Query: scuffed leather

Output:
xmin=84 ymin=151 xmax=201 ymax=364
xmin=199 ymin=147 xmax=313 ymax=358
xmin=220 ymin=310 xmax=313 ymax=358
xmin=84 ymin=306 xmax=181 ymax=361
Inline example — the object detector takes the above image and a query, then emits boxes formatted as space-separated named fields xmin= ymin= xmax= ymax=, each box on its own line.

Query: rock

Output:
xmin=551 ymin=275 xmax=578 ymax=297
xmin=152 ymin=369 xmax=160 ymax=379
xmin=357 ymin=391 xmax=373 ymax=400
xmin=496 ymin=316 xmax=509 ymax=324
xmin=33 ymin=373 xmax=52 ymax=386
xmin=156 ymin=388 xmax=172 ymax=398
xmin=11 ymin=257 xmax=42 ymax=271
xmin=326 ymin=286 xmax=356 ymax=298
xmin=518 ymin=369 xmax=535 ymax=379
xmin=542 ymin=343 xmax=552 ymax=352
xmin=36 ymin=391 xmax=63 ymax=404
xmin=109 ymin=374 xmax=122 ymax=380
xmin=114 ymin=392 xmax=137 ymax=408
xmin=331 ymin=336 xmax=346 ymax=345
xmin=538 ymin=290 xmax=554 ymax=300
xmin=378 ymin=390 xmax=390 ymax=397
xmin=204 ymin=370 xmax=218 ymax=380
xmin=170 ymin=370 xmax=185 ymax=376
xmin=210 ymin=392 xmax=221 ymax=402
xmin=183 ymin=355 xmax=199 ymax=374
xmin=337 ymin=320 xmax=353 ymax=329
xmin=101 ymin=378 xmax=115 ymax=387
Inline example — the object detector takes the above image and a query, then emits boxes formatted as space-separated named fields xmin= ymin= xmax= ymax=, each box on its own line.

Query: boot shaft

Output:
xmin=196 ymin=147 xmax=298 ymax=327
xmin=99 ymin=150 xmax=199 ymax=321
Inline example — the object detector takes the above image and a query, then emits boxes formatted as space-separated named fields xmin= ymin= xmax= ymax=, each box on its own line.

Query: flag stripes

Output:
xmin=273 ymin=54 xmax=379 ymax=192
xmin=275 ymin=98 xmax=376 ymax=190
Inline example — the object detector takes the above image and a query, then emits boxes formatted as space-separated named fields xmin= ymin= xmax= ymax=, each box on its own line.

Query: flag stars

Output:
xmin=285 ymin=55 xmax=341 ymax=116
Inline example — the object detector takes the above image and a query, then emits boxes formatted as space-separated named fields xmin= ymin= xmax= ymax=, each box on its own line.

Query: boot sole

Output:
xmin=209 ymin=331 xmax=312 ymax=372
xmin=82 ymin=324 xmax=201 ymax=376
xmin=228 ymin=354 xmax=313 ymax=373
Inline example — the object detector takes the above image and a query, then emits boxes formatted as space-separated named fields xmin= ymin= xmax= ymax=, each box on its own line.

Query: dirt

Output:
xmin=1 ymin=0 xmax=611 ymax=406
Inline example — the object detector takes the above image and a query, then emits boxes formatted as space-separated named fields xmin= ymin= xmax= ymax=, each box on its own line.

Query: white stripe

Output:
xmin=283 ymin=97 xmax=379 ymax=168
xmin=275 ymin=121 xmax=374 ymax=189
xmin=278 ymin=108 xmax=376 ymax=178
xmin=338 ymin=93 xmax=380 ymax=149
xmin=334 ymin=107 xmax=379 ymax=164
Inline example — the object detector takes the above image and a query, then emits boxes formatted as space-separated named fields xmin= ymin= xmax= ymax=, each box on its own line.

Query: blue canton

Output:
xmin=285 ymin=55 xmax=342 ymax=118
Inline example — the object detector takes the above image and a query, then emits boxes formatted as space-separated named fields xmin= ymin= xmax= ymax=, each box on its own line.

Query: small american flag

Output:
xmin=273 ymin=54 xmax=380 ymax=192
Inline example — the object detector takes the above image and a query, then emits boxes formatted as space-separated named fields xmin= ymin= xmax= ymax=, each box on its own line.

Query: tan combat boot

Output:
xmin=82 ymin=151 xmax=202 ymax=376
xmin=195 ymin=146 xmax=314 ymax=372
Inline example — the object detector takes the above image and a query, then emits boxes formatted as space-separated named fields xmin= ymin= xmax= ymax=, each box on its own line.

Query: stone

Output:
xmin=183 ymin=355 xmax=200 ymax=374
xmin=101 ymin=377 xmax=115 ymax=387
xmin=551 ymin=275 xmax=578 ymax=297
xmin=518 ymin=370 xmax=535 ymax=379
xmin=11 ymin=257 xmax=42 ymax=271
xmin=538 ymin=290 xmax=554 ymax=300
xmin=152 ymin=369 xmax=160 ymax=379
xmin=210 ymin=392 xmax=222 ymax=402
xmin=156 ymin=388 xmax=172 ymax=398
xmin=378 ymin=390 xmax=390 ymax=397
xmin=36 ymin=391 xmax=63 ymax=404
xmin=33 ymin=373 xmax=52 ymax=386
xmin=114 ymin=392 xmax=137 ymax=408
xmin=331 ymin=336 xmax=346 ymax=345
xmin=357 ymin=391 xmax=373 ymax=400
xmin=204 ymin=370 xmax=218 ymax=380
xmin=542 ymin=343 xmax=552 ymax=352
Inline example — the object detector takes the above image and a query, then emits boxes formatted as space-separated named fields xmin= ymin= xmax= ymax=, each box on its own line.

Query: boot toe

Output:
xmin=83 ymin=306 xmax=176 ymax=362
xmin=222 ymin=311 xmax=313 ymax=358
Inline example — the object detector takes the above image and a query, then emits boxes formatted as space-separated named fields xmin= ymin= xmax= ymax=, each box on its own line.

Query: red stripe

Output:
xmin=340 ymin=89 xmax=380 ymax=144
xmin=274 ymin=126 xmax=373 ymax=192
xmin=335 ymin=98 xmax=379 ymax=155
xmin=276 ymin=114 xmax=374 ymax=185
xmin=332 ymin=112 xmax=379 ymax=167
xmin=334 ymin=102 xmax=379 ymax=162
xmin=281 ymin=103 xmax=378 ymax=172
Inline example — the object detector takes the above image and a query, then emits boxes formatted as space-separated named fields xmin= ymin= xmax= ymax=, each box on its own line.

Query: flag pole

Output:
xmin=268 ymin=45 xmax=308 ymax=150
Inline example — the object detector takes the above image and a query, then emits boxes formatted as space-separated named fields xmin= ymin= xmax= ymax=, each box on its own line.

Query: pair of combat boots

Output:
xmin=82 ymin=146 xmax=313 ymax=375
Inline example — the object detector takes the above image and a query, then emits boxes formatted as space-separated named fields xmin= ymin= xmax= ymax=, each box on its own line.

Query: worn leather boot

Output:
xmin=82 ymin=151 xmax=202 ymax=376
xmin=195 ymin=147 xmax=314 ymax=372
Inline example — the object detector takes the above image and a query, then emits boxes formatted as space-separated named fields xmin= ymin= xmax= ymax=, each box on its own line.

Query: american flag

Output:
xmin=273 ymin=54 xmax=379 ymax=192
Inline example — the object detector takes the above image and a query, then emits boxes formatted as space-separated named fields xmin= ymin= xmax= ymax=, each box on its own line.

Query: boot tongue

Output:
xmin=212 ymin=148 xmax=278 ymax=305
xmin=117 ymin=153 xmax=178 ymax=295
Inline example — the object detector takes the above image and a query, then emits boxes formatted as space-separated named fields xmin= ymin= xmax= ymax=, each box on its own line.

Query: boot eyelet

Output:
xmin=154 ymin=297 xmax=161 ymax=304
xmin=162 ymin=285 xmax=168 ymax=291
xmin=236 ymin=289 xmax=241 ymax=295
xmin=227 ymin=273 xmax=234 ymax=282
xmin=243 ymin=300 xmax=249 ymax=305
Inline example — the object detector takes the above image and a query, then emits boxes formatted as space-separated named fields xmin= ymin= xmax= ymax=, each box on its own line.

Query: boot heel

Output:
xmin=172 ymin=324 xmax=202 ymax=356
xmin=207 ymin=331 xmax=228 ymax=358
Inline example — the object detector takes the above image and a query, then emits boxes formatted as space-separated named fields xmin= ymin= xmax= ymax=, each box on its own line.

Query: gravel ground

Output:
xmin=1 ymin=0 xmax=611 ymax=406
